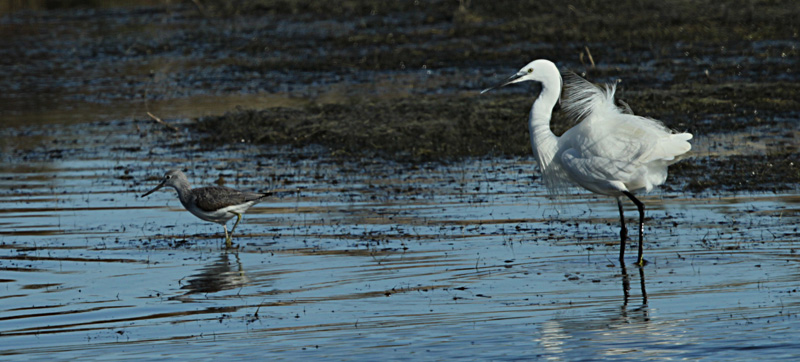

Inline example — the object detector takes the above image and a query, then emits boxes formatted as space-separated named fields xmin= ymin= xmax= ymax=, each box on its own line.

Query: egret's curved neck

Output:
xmin=529 ymin=81 xmax=560 ymax=171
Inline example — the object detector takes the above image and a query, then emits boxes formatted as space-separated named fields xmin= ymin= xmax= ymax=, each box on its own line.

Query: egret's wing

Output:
xmin=591 ymin=114 xmax=692 ymax=165
xmin=561 ymin=107 xmax=692 ymax=167
xmin=561 ymin=72 xmax=692 ymax=165
xmin=560 ymin=149 xmax=637 ymax=187
xmin=555 ymin=71 xmax=693 ymax=195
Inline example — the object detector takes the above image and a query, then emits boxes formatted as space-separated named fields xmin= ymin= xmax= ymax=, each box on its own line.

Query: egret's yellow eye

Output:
xmin=527 ymin=68 xmax=533 ymax=73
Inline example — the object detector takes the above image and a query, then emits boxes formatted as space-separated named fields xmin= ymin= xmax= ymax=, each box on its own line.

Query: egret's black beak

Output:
xmin=481 ymin=72 xmax=525 ymax=94
xmin=142 ymin=180 xmax=166 ymax=198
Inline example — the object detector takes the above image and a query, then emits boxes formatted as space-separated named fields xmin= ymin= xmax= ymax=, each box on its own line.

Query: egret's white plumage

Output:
xmin=483 ymin=59 xmax=692 ymax=266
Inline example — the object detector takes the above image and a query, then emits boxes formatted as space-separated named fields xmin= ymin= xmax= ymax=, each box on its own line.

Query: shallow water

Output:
xmin=2 ymin=119 xmax=799 ymax=361
xmin=2 ymin=1 xmax=800 ymax=360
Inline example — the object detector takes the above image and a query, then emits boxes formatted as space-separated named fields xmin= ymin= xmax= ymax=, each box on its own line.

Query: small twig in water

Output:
xmin=584 ymin=46 xmax=595 ymax=68
xmin=147 ymin=112 xmax=180 ymax=133
xmin=190 ymin=0 xmax=210 ymax=17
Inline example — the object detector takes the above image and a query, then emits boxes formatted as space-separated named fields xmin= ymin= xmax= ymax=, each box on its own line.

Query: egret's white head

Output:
xmin=481 ymin=59 xmax=562 ymax=94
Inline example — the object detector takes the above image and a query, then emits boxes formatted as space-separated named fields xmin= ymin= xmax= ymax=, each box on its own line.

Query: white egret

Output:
xmin=142 ymin=170 xmax=270 ymax=248
xmin=482 ymin=59 xmax=692 ymax=266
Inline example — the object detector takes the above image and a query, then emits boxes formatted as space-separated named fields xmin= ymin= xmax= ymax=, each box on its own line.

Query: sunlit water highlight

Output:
xmin=1 ymin=120 xmax=799 ymax=361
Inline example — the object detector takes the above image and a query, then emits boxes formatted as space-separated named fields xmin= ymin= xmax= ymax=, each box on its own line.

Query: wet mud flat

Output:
xmin=2 ymin=0 xmax=800 ymax=360
xmin=3 ymin=0 xmax=799 ymax=192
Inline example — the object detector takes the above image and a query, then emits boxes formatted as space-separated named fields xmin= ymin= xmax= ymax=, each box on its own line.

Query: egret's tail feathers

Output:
xmin=654 ymin=132 xmax=693 ymax=163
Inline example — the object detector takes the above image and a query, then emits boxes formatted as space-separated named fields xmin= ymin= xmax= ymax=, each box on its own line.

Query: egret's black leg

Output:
xmin=617 ymin=198 xmax=628 ymax=263
xmin=622 ymin=191 xmax=645 ymax=266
